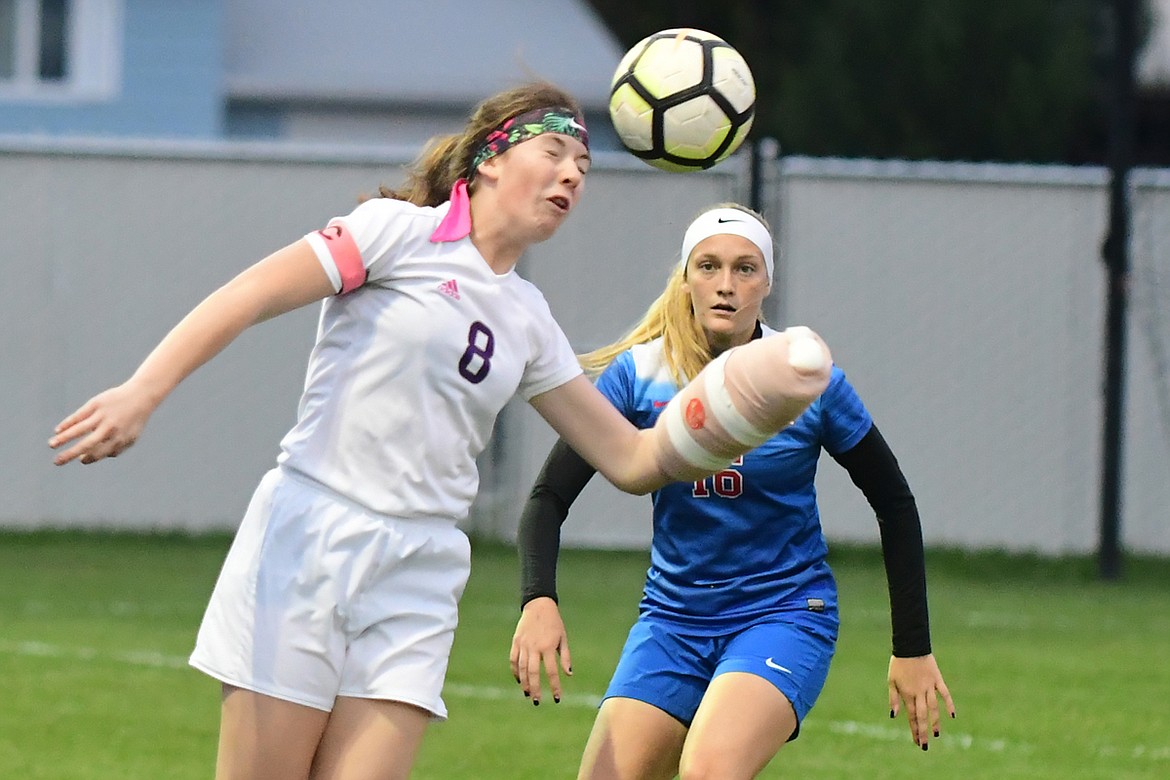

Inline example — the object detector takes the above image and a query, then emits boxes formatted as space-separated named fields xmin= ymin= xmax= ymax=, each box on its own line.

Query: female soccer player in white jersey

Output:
xmin=48 ymin=82 xmax=833 ymax=780
xmin=511 ymin=203 xmax=957 ymax=779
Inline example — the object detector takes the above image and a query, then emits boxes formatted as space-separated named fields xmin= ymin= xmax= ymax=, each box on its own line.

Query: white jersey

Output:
xmin=281 ymin=197 xmax=581 ymax=520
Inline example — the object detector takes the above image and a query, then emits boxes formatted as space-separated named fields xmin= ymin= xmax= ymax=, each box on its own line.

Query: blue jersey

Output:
xmin=594 ymin=331 xmax=872 ymax=634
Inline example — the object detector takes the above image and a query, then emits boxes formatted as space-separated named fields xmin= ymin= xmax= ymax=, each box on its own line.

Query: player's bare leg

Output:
xmin=679 ymin=672 xmax=796 ymax=779
xmin=578 ymin=697 xmax=687 ymax=780
xmin=308 ymin=696 xmax=431 ymax=780
xmin=216 ymin=685 xmax=330 ymax=780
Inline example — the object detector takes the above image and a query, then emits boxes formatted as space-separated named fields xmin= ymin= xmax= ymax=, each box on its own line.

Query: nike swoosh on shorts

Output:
xmin=764 ymin=657 xmax=792 ymax=674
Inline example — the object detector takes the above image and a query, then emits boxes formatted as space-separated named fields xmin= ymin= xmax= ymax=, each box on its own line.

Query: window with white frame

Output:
xmin=0 ymin=0 xmax=122 ymax=101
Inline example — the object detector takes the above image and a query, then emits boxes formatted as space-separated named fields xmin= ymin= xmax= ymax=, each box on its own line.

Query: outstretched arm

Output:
xmin=49 ymin=239 xmax=335 ymax=465
xmin=531 ymin=327 xmax=832 ymax=494
xmin=510 ymin=439 xmax=598 ymax=705
xmin=832 ymin=424 xmax=956 ymax=750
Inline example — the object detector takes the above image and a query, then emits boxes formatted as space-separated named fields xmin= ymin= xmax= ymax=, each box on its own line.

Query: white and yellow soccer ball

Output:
xmin=609 ymin=28 xmax=756 ymax=172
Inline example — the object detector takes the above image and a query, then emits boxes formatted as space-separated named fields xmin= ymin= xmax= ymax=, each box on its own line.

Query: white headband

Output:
xmin=679 ymin=208 xmax=774 ymax=279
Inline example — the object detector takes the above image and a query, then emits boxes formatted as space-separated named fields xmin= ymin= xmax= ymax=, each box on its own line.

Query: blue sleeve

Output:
xmin=593 ymin=351 xmax=638 ymax=421
xmin=820 ymin=366 xmax=873 ymax=456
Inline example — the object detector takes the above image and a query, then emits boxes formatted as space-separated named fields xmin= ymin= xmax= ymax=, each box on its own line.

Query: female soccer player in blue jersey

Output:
xmin=48 ymin=82 xmax=833 ymax=779
xmin=511 ymin=203 xmax=956 ymax=779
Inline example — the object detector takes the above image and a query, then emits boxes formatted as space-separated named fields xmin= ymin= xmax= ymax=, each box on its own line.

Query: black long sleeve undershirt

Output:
xmin=518 ymin=424 xmax=932 ymax=658
xmin=830 ymin=424 xmax=932 ymax=657
xmin=517 ymin=438 xmax=597 ymax=607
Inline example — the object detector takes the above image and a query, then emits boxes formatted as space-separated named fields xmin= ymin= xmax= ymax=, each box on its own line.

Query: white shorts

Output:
xmin=189 ymin=467 xmax=472 ymax=718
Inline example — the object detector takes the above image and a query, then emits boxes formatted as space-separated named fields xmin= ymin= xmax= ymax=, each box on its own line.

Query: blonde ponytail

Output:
xmin=579 ymin=266 xmax=712 ymax=387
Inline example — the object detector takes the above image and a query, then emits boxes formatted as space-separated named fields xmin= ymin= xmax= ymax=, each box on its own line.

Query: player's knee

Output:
xmin=677 ymin=748 xmax=735 ymax=780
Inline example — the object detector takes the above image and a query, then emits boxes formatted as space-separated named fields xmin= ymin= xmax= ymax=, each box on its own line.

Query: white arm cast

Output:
xmin=652 ymin=326 xmax=832 ymax=481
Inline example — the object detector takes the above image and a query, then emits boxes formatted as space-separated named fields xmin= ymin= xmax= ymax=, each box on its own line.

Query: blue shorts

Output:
xmin=602 ymin=609 xmax=838 ymax=737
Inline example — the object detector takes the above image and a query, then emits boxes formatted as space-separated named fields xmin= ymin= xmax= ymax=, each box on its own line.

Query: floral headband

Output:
xmin=470 ymin=107 xmax=589 ymax=174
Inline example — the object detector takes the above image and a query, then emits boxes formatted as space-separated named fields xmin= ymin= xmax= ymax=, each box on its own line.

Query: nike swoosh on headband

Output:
xmin=680 ymin=208 xmax=774 ymax=277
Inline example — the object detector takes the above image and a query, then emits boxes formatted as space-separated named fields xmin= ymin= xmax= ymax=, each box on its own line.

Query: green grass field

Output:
xmin=1 ymin=531 xmax=1167 ymax=779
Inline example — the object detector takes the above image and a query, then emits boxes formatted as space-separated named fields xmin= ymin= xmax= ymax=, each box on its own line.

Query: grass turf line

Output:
xmin=0 ymin=531 xmax=1167 ymax=779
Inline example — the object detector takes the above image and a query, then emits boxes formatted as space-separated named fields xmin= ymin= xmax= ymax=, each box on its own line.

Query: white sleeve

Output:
xmin=517 ymin=297 xmax=583 ymax=400
xmin=304 ymin=199 xmax=425 ymax=294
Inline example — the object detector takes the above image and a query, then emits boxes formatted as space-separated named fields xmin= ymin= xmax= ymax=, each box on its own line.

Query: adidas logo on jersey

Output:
xmin=437 ymin=279 xmax=461 ymax=300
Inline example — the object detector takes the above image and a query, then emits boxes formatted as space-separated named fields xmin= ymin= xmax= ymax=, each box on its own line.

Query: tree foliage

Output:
xmin=586 ymin=0 xmax=1121 ymax=164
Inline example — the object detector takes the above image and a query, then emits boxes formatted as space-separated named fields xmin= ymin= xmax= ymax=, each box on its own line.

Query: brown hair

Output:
xmin=579 ymin=203 xmax=772 ymax=387
xmin=378 ymin=82 xmax=584 ymax=207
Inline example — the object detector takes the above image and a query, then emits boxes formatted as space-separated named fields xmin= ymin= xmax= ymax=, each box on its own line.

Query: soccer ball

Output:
xmin=609 ymin=28 xmax=756 ymax=172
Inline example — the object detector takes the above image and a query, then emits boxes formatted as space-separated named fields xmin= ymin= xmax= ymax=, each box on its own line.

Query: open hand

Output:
xmin=510 ymin=597 xmax=572 ymax=706
xmin=49 ymin=381 xmax=158 ymax=465
xmin=888 ymin=653 xmax=956 ymax=751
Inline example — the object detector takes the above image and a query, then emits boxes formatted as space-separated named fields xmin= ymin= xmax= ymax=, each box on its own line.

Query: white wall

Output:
xmin=2 ymin=139 xmax=404 ymax=531
xmin=777 ymin=159 xmax=1109 ymax=553
xmin=2 ymin=139 xmax=1166 ymax=555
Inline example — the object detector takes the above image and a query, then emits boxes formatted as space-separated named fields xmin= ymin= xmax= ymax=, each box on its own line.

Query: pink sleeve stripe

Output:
xmin=316 ymin=223 xmax=365 ymax=294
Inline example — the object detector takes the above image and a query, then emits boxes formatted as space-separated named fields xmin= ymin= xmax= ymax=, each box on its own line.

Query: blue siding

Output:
xmin=0 ymin=0 xmax=224 ymax=139
xmin=0 ymin=0 xmax=624 ymax=145
xmin=223 ymin=104 xmax=284 ymax=139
